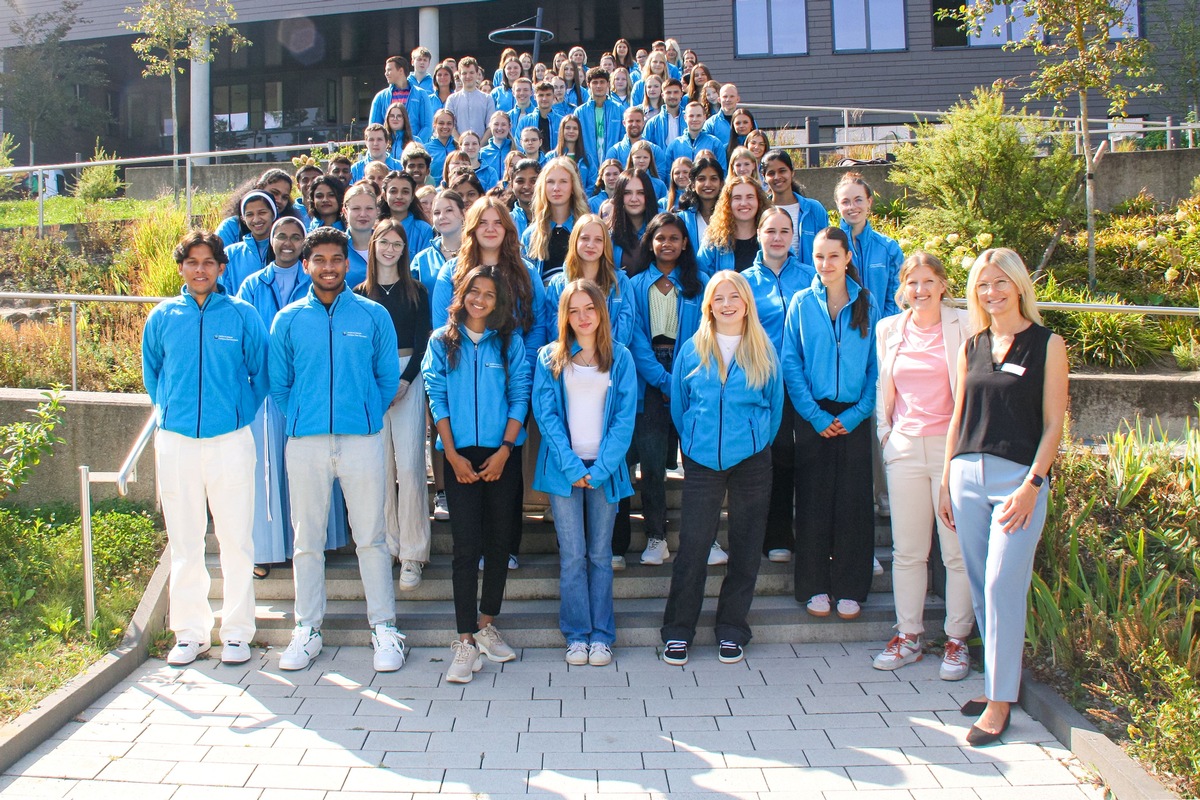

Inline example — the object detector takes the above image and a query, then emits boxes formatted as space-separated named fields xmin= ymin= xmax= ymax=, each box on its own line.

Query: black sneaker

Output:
xmin=718 ymin=640 xmax=744 ymax=664
xmin=662 ymin=640 xmax=689 ymax=666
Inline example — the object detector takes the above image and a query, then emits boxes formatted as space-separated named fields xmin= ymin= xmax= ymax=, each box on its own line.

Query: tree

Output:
xmin=120 ymin=0 xmax=250 ymax=190
xmin=0 ymin=0 xmax=109 ymax=167
xmin=955 ymin=0 xmax=1160 ymax=288
xmin=1151 ymin=0 xmax=1200 ymax=119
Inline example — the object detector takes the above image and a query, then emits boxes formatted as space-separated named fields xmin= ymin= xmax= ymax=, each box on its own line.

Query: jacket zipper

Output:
xmin=196 ymin=302 xmax=206 ymax=438
xmin=327 ymin=302 xmax=335 ymax=433
xmin=717 ymin=382 xmax=725 ymax=471
xmin=473 ymin=339 xmax=480 ymax=447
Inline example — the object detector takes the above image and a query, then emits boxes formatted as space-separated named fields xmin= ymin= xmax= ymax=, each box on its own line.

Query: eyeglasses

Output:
xmin=375 ymin=239 xmax=405 ymax=251
xmin=975 ymin=278 xmax=1012 ymax=295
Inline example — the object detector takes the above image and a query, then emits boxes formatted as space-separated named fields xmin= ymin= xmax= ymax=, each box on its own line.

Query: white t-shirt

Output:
xmin=716 ymin=333 xmax=742 ymax=371
xmin=352 ymin=246 xmax=369 ymax=264
xmin=778 ymin=202 xmax=801 ymax=254
xmin=564 ymin=362 xmax=609 ymax=461
xmin=464 ymin=327 xmax=485 ymax=344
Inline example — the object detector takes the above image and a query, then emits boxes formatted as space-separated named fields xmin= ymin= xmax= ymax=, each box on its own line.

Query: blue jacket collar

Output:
xmin=181 ymin=283 xmax=227 ymax=309
xmin=810 ymin=273 xmax=864 ymax=304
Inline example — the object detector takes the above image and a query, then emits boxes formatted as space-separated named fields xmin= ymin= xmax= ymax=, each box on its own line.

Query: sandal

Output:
xmin=253 ymin=564 xmax=271 ymax=580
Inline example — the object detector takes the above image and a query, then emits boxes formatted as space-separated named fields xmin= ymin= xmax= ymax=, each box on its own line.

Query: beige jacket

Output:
xmin=874 ymin=304 xmax=971 ymax=445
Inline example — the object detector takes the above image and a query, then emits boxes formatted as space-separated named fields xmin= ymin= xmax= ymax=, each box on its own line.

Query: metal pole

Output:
xmin=79 ymin=466 xmax=96 ymax=630
xmin=1166 ymin=116 xmax=1175 ymax=150
xmin=532 ymin=7 xmax=544 ymax=66
xmin=69 ymin=302 xmax=78 ymax=391
xmin=37 ymin=168 xmax=45 ymax=238
xmin=186 ymin=156 xmax=194 ymax=220
xmin=842 ymin=109 xmax=850 ymax=144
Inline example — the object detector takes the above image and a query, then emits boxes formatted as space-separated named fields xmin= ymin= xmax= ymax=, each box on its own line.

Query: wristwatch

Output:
xmin=501 ymin=440 xmax=517 ymax=451
xmin=1026 ymin=472 xmax=1045 ymax=488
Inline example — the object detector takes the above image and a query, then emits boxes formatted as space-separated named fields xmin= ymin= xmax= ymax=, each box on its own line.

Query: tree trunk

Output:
xmin=1079 ymin=89 xmax=1097 ymax=290
xmin=170 ymin=65 xmax=180 ymax=202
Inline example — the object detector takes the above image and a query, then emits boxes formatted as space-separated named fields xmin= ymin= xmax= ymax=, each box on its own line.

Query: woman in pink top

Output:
xmin=872 ymin=251 xmax=975 ymax=680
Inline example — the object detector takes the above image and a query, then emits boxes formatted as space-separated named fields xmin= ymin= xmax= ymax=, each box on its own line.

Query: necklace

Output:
xmin=441 ymin=243 xmax=459 ymax=257
xmin=379 ymin=281 xmax=399 ymax=296
xmin=573 ymin=351 xmax=597 ymax=367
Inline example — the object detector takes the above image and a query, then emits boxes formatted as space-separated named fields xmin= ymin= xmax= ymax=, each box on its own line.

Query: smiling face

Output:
xmin=372 ymin=227 xmax=406 ymax=269
xmin=762 ymin=158 xmax=793 ymax=198
xmin=974 ymin=264 xmax=1018 ymax=319
xmin=651 ymin=222 xmax=685 ymax=266
xmin=263 ymin=179 xmax=292 ymax=212
xmin=685 ymin=105 xmax=706 ymax=134
xmin=271 ymin=221 xmax=306 ymax=268
xmin=178 ymin=243 xmax=225 ymax=300
xmin=624 ymin=110 xmax=645 ymax=139
xmin=903 ymin=263 xmax=947 ymax=312
xmin=758 ymin=210 xmax=793 ymax=261
xmin=622 ymin=177 xmax=647 ymax=217
xmin=434 ymin=114 xmax=455 ymax=139
xmin=566 ymin=287 xmax=600 ymax=338
xmin=464 ymin=275 xmax=498 ymax=323
xmin=671 ymin=160 xmax=692 ymax=189
xmin=405 ymin=158 xmax=429 ymax=185
xmin=504 ymin=60 xmax=521 ymax=83
xmin=719 ymin=84 xmax=740 ymax=115
xmin=384 ymin=178 xmax=413 ymax=216
xmin=694 ymin=167 xmax=722 ymax=202
xmin=512 ymin=82 xmax=531 ymax=107
xmin=343 ymin=192 xmax=380 ymax=234
xmin=813 ymin=234 xmax=851 ymax=289
xmin=512 ymin=167 xmax=538 ymax=205
xmin=432 ymin=196 xmax=464 ymax=235
xmin=836 ymin=182 xmax=873 ymax=229
xmin=303 ymin=242 xmax=349 ymax=293
xmin=730 ymin=183 xmax=759 ymax=223
xmin=708 ymin=279 xmax=747 ymax=334
xmin=573 ymin=220 xmax=606 ymax=265
xmin=241 ymin=197 xmax=275 ymax=239
xmin=311 ymin=184 xmax=339 ymax=219
xmin=330 ymin=162 xmax=351 ymax=185
xmin=296 ymin=168 xmax=321 ymax=198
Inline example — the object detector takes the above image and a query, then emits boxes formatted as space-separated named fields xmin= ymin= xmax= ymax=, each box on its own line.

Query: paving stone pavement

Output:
xmin=0 ymin=642 xmax=1108 ymax=799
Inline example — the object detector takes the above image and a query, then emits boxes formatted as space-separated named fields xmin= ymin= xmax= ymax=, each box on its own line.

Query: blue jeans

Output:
xmin=550 ymin=477 xmax=618 ymax=646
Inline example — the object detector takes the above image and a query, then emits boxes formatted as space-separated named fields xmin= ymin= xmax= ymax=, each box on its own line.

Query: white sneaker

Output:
xmin=565 ymin=642 xmax=589 ymax=665
xmin=446 ymin=639 xmax=483 ymax=683
xmin=167 ymin=640 xmax=210 ymax=666
xmin=220 ymin=641 xmax=251 ymax=665
xmin=641 ymin=537 xmax=669 ymax=565
xmin=876 ymin=496 xmax=891 ymax=518
xmin=475 ymin=623 xmax=517 ymax=662
xmin=940 ymin=638 xmax=971 ymax=681
xmin=279 ymin=626 xmax=322 ymax=670
xmin=588 ymin=642 xmax=613 ymax=666
xmin=707 ymin=542 xmax=729 ymax=566
xmin=611 ymin=555 xmax=627 ymax=571
xmin=508 ymin=554 xmax=519 ymax=570
xmin=873 ymin=557 xmax=885 ymax=576
xmin=372 ymin=624 xmax=407 ymax=672
xmin=836 ymin=599 xmax=862 ymax=620
xmin=873 ymin=634 xmax=923 ymax=671
xmin=806 ymin=593 xmax=831 ymax=617
xmin=433 ymin=491 xmax=449 ymax=520
xmin=398 ymin=560 xmax=423 ymax=591
xmin=767 ymin=549 xmax=792 ymax=563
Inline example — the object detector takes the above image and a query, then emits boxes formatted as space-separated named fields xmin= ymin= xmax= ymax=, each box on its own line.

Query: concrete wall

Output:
xmin=0 ymin=389 xmax=156 ymax=507
xmin=125 ymin=164 xmax=280 ymax=201
xmin=1068 ymin=372 xmax=1200 ymax=442
xmin=1094 ymin=149 xmax=1200 ymax=210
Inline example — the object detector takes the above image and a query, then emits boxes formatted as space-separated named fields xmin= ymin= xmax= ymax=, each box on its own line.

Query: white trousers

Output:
xmin=156 ymin=426 xmax=257 ymax=644
xmin=382 ymin=356 xmax=432 ymax=562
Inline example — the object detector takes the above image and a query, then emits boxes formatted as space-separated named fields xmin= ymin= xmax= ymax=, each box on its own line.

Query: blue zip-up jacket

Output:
xmin=431 ymin=257 xmax=550 ymax=377
xmin=676 ymin=208 xmax=708 ymax=261
xmin=236 ymin=262 xmax=312 ymax=327
xmin=627 ymin=265 xmax=709 ymax=408
xmin=532 ymin=341 xmax=637 ymax=502
xmin=588 ymin=191 xmax=613 ymax=214
xmin=422 ymin=324 xmax=530 ymax=449
xmin=667 ymin=131 xmax=728 ymax=170
xmin=572 ymin=99 xmax=627 ymax=172
xmin=520 ymin=215 xmax=578 ymax=284
xmin=841 ymin=219 xmax=903 ymax=317
xmin=142 ymin=286 xmax=269 ymax=439
xmin=742 ymin=253 xmax=815 ymax=353
xmin=480 ymin=137 xmax=515 ymax=178
xmin=423 ymin=136 xmax=457 ymax=183
xmin=215 ymin=215 xmax=242 ymax=248
xmin=507 ymin=104 xmax=535 ymax=130
xmin=268 ymin=284 xmax=399 ymax=437
xmin=701 ymin=113 xmax=734 ymax=150
xmin=783 ymin=191 xmax=830 ymax=267
xmin=516 ymin=109 xmax=565 ymax=150
xmin=400 ymin=215 xmax=435 ymax=256
xmin=410 ymin=238 xmax=448 ymax=299
xmin=347 ymin=247 xmax=368 ymax=290
xmin=221 ymin=234 xmax=272 ymax=294
xmin=471 ymin=162 xmax=500 ymax=192
xmin=293 ymin=200 xmax=311 ymax=228
xmin=605 ymin=137 xmax=669 ymax=177
xmin=670 ymin=336 xmax=783 ymax=471
xmin=544 ymin=270 xmax=637 ymax=346
xmin=644 ymin=109 xmax=683 ymax=150
xmin=511 ymin=204 xmax=532 ymax=239
xmin=351 ymin=155 xmax=403 ymax=184
xmin=695 ymin=241 xmax=735 ymax=279
xmin=369 ymin=84 xmax=434 ymax=140
xmin=306 ymin=218 xmax=346 ymax=233
xmin=781 ymin=274 xmax=880 ymax=435
xmin=408 ymin=73 xmax=434 ymax=94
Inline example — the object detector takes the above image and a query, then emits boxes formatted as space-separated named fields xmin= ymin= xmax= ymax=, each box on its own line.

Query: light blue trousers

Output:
xmin=948 ymin=453 xmax=1048 ymax=703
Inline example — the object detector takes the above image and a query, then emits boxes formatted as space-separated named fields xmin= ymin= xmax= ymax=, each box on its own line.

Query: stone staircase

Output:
xmin=206 ymin=473 xmax=946 ymax=649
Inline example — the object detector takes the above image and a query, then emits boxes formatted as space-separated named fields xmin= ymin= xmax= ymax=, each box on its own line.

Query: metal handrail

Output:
xmin=78 ymin=410 xmax=157 ymax=629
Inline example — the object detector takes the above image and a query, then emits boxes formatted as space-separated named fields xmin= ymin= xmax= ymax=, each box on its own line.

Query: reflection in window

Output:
xmin=735 ymin=0 xmax=808 ymax=56
xmin=834 ymin=0 xmax=907 ymax=52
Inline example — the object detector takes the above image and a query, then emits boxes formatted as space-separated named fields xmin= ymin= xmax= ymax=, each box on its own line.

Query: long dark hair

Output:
xmin=816 ymin=226 xmax=871 ymax=338
xmin=676 ymin=156 xmax=723 ymax=215
xmin=760 ymin=148 xmax=809 ymax=196
xmin=360 ymin=218 xmax=421 ymax=304
xmin=440 ymin=265 xmax=514 ymax=375
xmin=305 ymin=175 xmax=345 ymax=225
xmin=380 ymin=171 xmax=431 ymax=224
xmin=630 ymin=212 xmax=703 ymax=299
xmin=727 ymin=107 xmax=757 ymax=163
xmin=610 ymin=169 xmax=658 ymax=257
xmin=222 ymin=168 xmax=298 ymax=238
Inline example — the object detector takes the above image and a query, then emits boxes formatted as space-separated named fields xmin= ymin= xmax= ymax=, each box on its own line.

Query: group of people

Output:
xmin=142 ymin=38 xmax=1069 ymax=748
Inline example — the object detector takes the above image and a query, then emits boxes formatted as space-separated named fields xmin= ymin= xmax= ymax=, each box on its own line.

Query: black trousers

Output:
xmin=793 ymin=402 xmax=874 ymax=604
xmin=661 ymin=448 xmax=772 ymax=646
xmin=445 ymin=445 xmax=522 ymax=634
xmin=761 ymin=391 xmax=797 ymax=554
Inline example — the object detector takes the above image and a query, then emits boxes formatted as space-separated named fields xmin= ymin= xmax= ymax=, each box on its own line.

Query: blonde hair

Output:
xmin=562 ymin=215 xmax=619 ymax=297
xmin=549 ymin=280 xmax=614 ymax=379
xmin=692 ymin=270 xmax=777 ymax=389
xmin=896 ymin=250 xmax=951 ymax=310
xmin=526 ymin=157 xmax=590 ymax=261
xmin=965 ymin=247 xmax=1042 ymax=333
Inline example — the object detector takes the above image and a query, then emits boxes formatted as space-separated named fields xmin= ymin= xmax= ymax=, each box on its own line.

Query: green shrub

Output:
xmin=117 ymin=203 xmax=190 ymax=298
xmin=1038 ymin=274 xmax=1169 ymax=368
xmin=0 ymin=134 xmax=18 ymax=200
xmin=891 ymin=86 xmax=1082 ymax=265
xmin=72 ymin=142 xmax=124 ymax=203
xmin=1173 ymin=337 xmax=1200 ymax=370
xmin=0 ymin=230 xmax=89 ymax=292
xmin=0 ymin=390 xmax=63 ymax=500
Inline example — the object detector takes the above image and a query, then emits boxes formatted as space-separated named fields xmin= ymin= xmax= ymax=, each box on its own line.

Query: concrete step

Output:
xmin=219 ymin=592 xmax=945 ymax=648
xmin=208 ymin=547 xmax=900 ymax=600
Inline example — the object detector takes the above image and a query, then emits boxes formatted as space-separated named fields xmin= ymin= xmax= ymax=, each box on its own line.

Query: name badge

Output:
xmin=1000 ymin=363 xmax=1026 ymax=376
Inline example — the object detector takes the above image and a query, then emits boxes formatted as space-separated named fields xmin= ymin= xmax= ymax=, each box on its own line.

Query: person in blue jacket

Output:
xmin=455 ymin=130 xmax=500 ymax=192
xmin=214 ymin=168 xmax=297 ymax=247
xmin=606 ymin=106 xmax=669 ymax=179
xmin=424 ymin=110 xmax=459 ymax=185
xmin=572 ymin=68 xmax=626 ymax=178
xmin=695 ymin=176 xmax=769 ymax=276
xmin=781 ymin=226 xmax=880 ymax=623
xmin=351 ymin=124 xmax=403 ymax=184
xmin=383 ymin=101 xmax=414 ymax=162
xmin=422 ymin=265 xmax=531 ymax=683
xmin=304 ymin=175 xmax=346 ymax=232
xmin=481 ymin=111 xmax=520 ymax=180
xmin=622 ymin=212 xmax=709 ymax=568
xmin=292 ymin=162 xmax=324 ymax=228
xmin=588 ymin=159 xmax=623 ymax=214
xmin=667 ymin=103 xmax=728 ymax=171
xmin=408 ymin=46 xmax=434 ymax=93
xmin=490 ymin=58 xmax=523 ymax=112
xmin=836 ymin=171 xmax=903 ymax=317
xmin=410 ymin=188 xmax=465 ymax=298
xmin=544 ymin=214 xmax=636 ymax=345
xmin=340 ymin=183 xmax=382 ymax=289
xmin=268 ymin=226 xmax=406 ymax=675
xmin=534 ymin=279 xmax=637 ymax=667
xmin=675 ymin=156 xmax=724 ymax=260
xmin=236 ymin=217 xmax=351 ymax=578
xmin=742 ymin=208 xmax=815 ymax=563
xmin=381 ymin=171 xmax=435 ymax=254
xmin=506 ymin=78 xmax=536 ymax=128
xmin=221 ymin=191 xmax=277 ymax=294
xmin=368 ymin=56 xmax=433 ymax=141
xmin=625 ymin=141 xmax=668 ymax=199
xmin=516 ymin=82 xmax=565 ymax=153
xmin=761 ymin=149 xmax=828 ymax=267
xmin=142 ymin=230 xmax=269 ymax=668
xmin=661 ymin=270 xmax=783 ymax=666
xmin=609 ymin=169 xmax=657 ymax=274
xmin=519 ymin=157 xmax=590 ymax=283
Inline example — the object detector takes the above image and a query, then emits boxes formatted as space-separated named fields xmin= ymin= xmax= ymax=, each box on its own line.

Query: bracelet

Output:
xmin=501 ymin=440 xmax=517 ymax=451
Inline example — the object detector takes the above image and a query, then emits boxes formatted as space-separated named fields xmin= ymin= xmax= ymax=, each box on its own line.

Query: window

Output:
xmin=833 ymin=0 xmax=907 ymax=52
xmin=1110 ymin=0 xmax=1139 ymax=38
xmin=735 ymin=0 xmax=808 ymax=56
xmin=932 ymin=0 xmax=1035 ymax=48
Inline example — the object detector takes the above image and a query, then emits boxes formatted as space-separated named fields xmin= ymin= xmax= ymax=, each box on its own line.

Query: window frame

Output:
xmin=732 ymin=0 xmax=810 ymax=58
xmin=832 ymin=0 xmax=910 ymax=54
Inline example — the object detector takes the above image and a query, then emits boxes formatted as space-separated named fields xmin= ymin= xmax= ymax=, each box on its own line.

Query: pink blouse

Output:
xmin=892 ymin=320 xmax=954 ymax=437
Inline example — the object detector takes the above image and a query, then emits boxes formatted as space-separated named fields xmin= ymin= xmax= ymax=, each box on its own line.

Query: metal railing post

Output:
xmin=36 ymin=168 xmax=45 ymax=238
xmin=1166 ymin=116 xmax=1175 ymax=150
xmin=78 ymin=466 xmax=96 ymax=630
xmin=842 ymin=109 xmax=850 ymax=143
xmin=186 ymin=156 xmax=194 ymax=219
xmin=70 ymin=301 xmax=78 ymax=391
